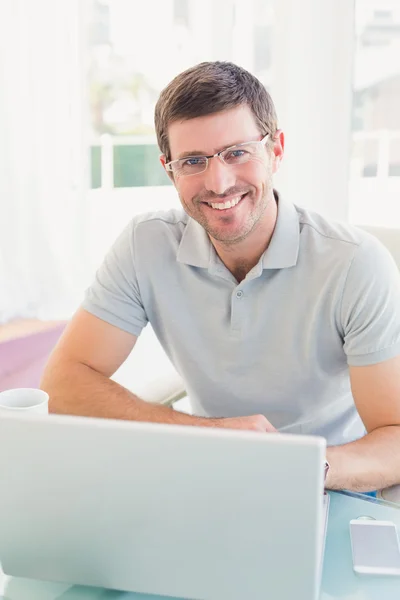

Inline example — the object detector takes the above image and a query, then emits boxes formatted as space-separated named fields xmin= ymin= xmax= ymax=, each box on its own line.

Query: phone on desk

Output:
xmin=350 ymin=519 xmax=400 ymax=576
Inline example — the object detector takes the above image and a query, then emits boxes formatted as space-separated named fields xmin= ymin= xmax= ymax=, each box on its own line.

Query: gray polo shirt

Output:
xmin=82 ymin=193 xmax=400 ymax=445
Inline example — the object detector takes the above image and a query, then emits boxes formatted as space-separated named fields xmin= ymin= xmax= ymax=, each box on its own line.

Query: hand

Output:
xmin=209 ymin=414 xmax=277 ymax=433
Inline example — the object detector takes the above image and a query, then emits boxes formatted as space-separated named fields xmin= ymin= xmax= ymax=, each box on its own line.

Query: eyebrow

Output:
xmin=176 ymin=140 xmax=249 ymax=160
xmin=176 ymin=150 xmax=207 ymax=159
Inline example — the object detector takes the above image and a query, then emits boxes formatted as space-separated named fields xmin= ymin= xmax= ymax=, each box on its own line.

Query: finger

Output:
xmin=264 ymin=421 xmax=277 ymax=433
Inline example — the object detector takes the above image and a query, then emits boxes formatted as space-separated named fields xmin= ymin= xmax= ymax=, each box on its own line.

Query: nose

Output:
xmin=203 ymin=155 xmax=236 ymax=195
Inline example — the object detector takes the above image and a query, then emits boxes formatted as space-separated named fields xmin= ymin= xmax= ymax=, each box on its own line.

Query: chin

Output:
xmin=208 ymin=226 xmax=251 ymax=244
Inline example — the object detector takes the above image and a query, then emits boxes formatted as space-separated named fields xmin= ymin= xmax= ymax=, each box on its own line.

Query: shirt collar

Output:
xmin=261 ymin=190 xmax=300 ymax=269
xmin=176 ymin=190 xmax=300 ymax=270
xmin=176 ymin=216 xmax=212 ymax=268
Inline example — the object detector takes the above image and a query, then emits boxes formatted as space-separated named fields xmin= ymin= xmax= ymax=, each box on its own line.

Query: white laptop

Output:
xmin=0 ymin=412 xmax=329 ymax=600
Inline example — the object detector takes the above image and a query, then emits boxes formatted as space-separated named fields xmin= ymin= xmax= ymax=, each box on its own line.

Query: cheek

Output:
xmin=242 ymin=159 xmax=271 ymax=185
xmin=176 ymin=178 xmax=202 ymax=203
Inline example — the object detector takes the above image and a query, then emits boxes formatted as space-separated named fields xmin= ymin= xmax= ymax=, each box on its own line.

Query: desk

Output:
xmin=1 ymin=491 xmax=399 ymax=600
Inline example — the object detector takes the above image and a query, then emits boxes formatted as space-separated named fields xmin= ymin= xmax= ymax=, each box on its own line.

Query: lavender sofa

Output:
xmin=0 ymin=320 xmax=66 ymax=392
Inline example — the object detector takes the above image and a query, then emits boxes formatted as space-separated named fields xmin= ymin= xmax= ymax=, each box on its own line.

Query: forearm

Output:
xmin=326 ymin=425 xmax=400 ymax=492
xmin=41 ymin=359 xmax=210 ymax=427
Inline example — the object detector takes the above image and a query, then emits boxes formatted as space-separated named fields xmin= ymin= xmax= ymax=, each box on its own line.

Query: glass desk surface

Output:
xmin=1 ymin=491 xmax=400 ymax=600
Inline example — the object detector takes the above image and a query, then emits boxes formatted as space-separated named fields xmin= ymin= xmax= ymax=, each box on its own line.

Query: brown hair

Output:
xmin=154 ymin=61 xmax=278 ymax=161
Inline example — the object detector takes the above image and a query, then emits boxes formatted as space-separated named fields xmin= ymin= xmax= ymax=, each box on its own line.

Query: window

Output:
xmin=349 ymin=0 xmax=400 ymax=227
xmin=86 ymin=0 xmax=275 ymax=267
xmin=87 ymin=0 xmax=274 ymax=191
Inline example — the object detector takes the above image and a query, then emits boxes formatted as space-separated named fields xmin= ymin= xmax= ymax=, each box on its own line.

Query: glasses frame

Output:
xmin=164 ymin=133 xmax=270 ymax=177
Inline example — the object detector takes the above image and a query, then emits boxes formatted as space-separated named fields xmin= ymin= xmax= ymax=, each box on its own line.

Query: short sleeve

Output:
xmin=81 ymin=219 xmax=148 ymax=336
xmin=341 ymin=235 xmax=400 ymax=366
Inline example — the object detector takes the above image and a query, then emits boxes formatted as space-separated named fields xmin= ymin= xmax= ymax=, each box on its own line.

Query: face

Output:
xmin=161 ymin=104 xmax=284 ymax=245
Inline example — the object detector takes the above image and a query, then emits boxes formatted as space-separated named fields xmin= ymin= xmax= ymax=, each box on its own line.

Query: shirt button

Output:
xmin=236 ymin=290 xmax=243 ymax=298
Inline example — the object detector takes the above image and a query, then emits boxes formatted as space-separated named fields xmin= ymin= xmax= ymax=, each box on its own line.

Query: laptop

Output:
xmin=0 ymin=412 xmax=329 ymax=600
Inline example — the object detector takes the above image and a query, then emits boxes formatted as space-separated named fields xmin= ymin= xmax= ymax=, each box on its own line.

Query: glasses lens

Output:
xmin=221 ymin=142 xmax=260 ymax=166
xmin=173 ymin=156 xmax=208 ymax=176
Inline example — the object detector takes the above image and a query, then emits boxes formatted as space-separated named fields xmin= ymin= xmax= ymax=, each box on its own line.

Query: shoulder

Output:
xmin=104 ymin=209 xmax=189 ymax=267
xmin=118 ymin=208 xmax=189 ymax=251
xmin=295 ymin=204 xmax=395 ymax=265
xmin=132 ymin=208 xmax=188 ymax=228
xmin=293 ymin=205 xmax=400 ymax=294
xmin=296 ymin=204 xmax=369 ymax=249
xmin=130 ymin=208 xmax=188 ymax=233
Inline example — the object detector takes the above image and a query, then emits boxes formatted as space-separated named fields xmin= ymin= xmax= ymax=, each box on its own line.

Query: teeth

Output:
xmin=209 ymin=195 xmax=243 ymax=210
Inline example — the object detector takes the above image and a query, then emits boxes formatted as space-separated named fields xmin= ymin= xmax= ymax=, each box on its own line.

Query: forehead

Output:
xmin=168 ymin=104 xmax=261 ymax=159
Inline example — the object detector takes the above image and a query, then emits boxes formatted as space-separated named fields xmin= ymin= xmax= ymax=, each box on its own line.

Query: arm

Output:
xmin=325 ymin=233 xmax=400 ymax=492
xmin=41 ymin=308 xmax=274 ymax=431
xmin=326 ymin=355 xmax=400 ymax=492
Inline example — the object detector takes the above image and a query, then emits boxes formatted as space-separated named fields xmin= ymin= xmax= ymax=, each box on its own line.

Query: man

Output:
xmin=41 ymin=61 xmax=400 ymax=493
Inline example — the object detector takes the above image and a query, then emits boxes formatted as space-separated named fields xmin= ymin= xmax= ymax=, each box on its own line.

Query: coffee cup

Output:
xmin=0 ymin=388 xmax=49 ymax=414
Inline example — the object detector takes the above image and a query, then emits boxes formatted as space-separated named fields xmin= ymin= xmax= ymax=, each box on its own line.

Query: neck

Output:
xmin=211 ymin=196 xmax=278 ymax=283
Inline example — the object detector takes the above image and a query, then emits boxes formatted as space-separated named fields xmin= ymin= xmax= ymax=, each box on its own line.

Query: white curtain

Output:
xmin=0 ymin=0 xmax=89 ymax=324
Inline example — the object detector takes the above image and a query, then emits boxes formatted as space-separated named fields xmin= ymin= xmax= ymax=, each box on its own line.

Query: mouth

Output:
xmin=202 ymin=193 xmax=248 ymax=211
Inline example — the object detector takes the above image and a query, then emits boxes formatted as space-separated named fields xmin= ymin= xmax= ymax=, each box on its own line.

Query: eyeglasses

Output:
xmin=165 ymin=133 xmax=270 ymax=177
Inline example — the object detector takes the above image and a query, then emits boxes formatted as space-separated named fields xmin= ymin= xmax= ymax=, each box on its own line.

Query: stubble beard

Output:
xmin=181 ymin=178 xmax=273 ymax=245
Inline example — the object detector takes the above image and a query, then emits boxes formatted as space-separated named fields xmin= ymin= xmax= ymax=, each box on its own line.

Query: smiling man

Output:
xmin=161 ymin=105 xmax=278 ymax=284
xmin=41 ymin=62 xmax=400 ymax=493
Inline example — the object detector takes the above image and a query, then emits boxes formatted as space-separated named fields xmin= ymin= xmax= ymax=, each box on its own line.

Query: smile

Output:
xmin=206 ymin=194 xmax=246 ymax=211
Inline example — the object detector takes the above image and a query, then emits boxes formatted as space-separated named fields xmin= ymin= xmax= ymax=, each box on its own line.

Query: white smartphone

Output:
xmin=350 ymin=519 xmax=400 ymax=576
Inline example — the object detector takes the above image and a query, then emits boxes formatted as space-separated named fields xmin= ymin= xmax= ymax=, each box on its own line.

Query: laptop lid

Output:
xmin=0 ymin=412 xmax=326 ymax=600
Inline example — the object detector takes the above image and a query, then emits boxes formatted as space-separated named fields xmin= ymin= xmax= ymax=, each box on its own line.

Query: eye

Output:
xmin=230 ymin=149 xmax=246 ymax=158
xmin=182 ymin=157 xmax=206 ymax=167
xmin=224 ymin=148 xmax=250 ymax=162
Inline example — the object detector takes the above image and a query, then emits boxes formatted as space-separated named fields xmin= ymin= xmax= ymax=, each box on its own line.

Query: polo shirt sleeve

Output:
xmin=341 ymin=235 xmax=400 ymax=366
xmin=81 ymin=219 xmax=148 ymax=337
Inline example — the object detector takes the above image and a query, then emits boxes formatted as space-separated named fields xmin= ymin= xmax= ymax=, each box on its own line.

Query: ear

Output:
xmin=160 ymin=154 xmax=175 ymax=183
xmin=271 ymin=130 xmax=285 ymax=174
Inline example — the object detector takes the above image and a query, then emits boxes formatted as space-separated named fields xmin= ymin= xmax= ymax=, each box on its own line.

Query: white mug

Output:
xmin=0 ymin=388 xmax=49 ymax=414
